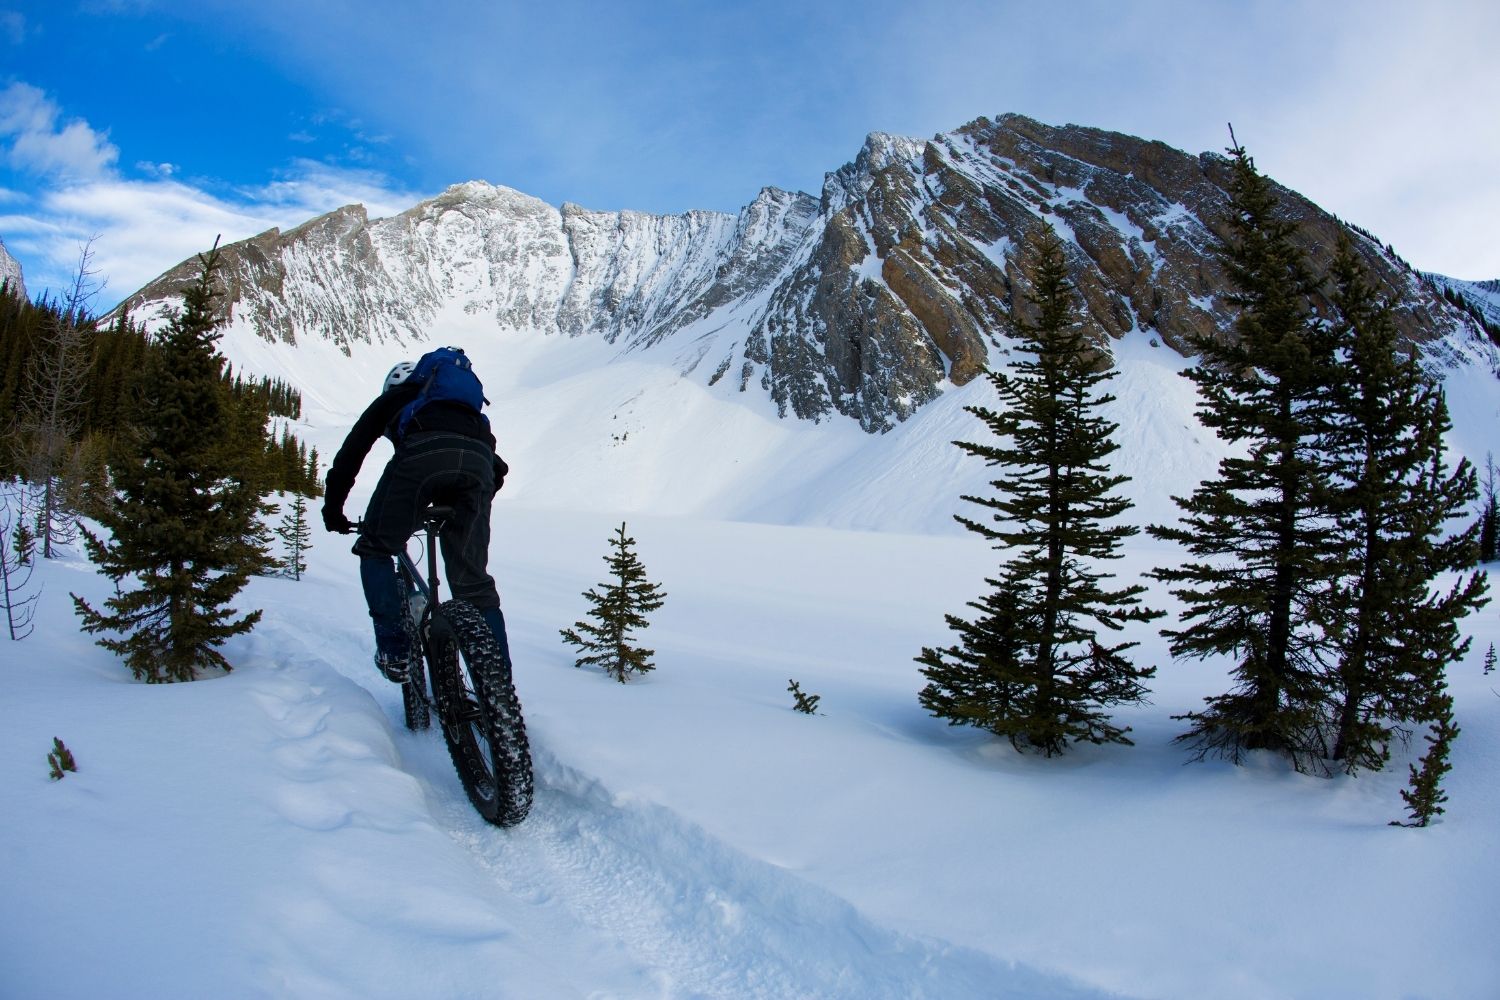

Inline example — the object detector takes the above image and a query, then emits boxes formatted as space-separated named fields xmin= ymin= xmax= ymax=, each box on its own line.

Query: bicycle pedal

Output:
xmin=374 ymin=651 xmax=412 ymax=684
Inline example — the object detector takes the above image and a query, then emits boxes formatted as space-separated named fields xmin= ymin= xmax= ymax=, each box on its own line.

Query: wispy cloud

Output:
xmin=0 ymin=82 xmax=120 ymax=182
xmin=0 ymin=83 xmax=425 ymax=304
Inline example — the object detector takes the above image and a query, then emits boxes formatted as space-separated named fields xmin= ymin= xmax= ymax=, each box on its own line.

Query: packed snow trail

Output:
xmin=412 ymin=745 xmax=1115 ymax=1000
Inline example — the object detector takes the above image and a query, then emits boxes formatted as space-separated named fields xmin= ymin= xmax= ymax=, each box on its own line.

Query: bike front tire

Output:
xmin=400 ymin=585 xmax=431 ymax=732
xmin=429 ymin=599 xmax=534 ymax=827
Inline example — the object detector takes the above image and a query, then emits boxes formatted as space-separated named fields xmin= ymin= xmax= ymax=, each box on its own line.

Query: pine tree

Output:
xmin=788 ymin=679 xmax=821 ymax=714
xmin=1392 ymin=700 xmax=1458 ymax=828
xmin=275 ymin=494 xmax=313 ymax=580
xmin=71 ymin=242 xmax=272 ymax=682
xmin=1483 ymin=642 xmax=1496 ymax=676
xmin=47 ymin=737 xmax=78 ymax=780
xmin=276 ymin=493 xmax=312 ymax=580
xmin=1319 ymin=237 xmax=1487 ymax=773
xmin=560 ymin=522 xmax=667 ymax=682
xmin=1147 ymin=138 xmax=1340 ymax=771
xmin=917 ymin=228 xmax=1158 ymax=756
xmin=304 ymin=446 xmax=323 ymax=498
xmin=1478 ymin=454 xmax=1498 ymax=564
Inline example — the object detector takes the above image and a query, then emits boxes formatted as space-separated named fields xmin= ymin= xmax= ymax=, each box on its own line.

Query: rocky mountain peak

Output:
xmin=112 ymin=115 xmax=1493 ymax=434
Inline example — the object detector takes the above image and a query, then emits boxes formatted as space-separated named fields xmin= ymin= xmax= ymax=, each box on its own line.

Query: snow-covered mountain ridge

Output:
xmin=115 ymin=114 xmax=1498 ymax=435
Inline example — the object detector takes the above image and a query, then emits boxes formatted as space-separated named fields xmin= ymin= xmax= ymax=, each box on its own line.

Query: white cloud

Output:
xmin=9 ymin=164 xmax=425 ymax=305
xmin=0 ymin=82 xmax=426 ymax=305
xmin=134 ymin=161 xmax=178 ymax=178
xmin=241 ymin=159 xmax=423 ymax=223
xmin=0 ymin=82 xmax=119 ymax=181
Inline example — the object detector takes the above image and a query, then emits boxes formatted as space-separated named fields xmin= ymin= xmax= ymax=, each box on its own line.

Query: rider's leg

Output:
xmin=359 ymin=554 xmax=408 ymax=654
xmin=434 ymin=444 xmax=509 ymax=662
xmin=353 ymin=448 xmax=433 ymax=680
xmin=479 ymin=606 xmax=514 ymax=667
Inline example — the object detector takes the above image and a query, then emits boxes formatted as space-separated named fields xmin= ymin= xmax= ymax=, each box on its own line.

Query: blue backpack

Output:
xmin=395 ymin=346 xmax=490 ymax=441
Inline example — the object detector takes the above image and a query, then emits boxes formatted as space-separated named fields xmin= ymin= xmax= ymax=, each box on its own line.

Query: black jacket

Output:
xmin=323 ymin=383 xmax=506 ymax=515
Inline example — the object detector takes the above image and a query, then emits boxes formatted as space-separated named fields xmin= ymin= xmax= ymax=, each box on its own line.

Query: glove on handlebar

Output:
xmin=322 ymin=507 xmax=354 ymax=534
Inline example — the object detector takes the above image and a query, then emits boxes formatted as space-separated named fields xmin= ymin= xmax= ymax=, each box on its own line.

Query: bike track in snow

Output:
xmin=398 ymin=718 xmax=1124 ymax=999
xmin=258 ymin=608 xmax=1126 ymax=1000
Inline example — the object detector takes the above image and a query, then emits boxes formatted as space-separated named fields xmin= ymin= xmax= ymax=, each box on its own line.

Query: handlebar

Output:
xmin=342 ymin=505 xmax=456 ymax=536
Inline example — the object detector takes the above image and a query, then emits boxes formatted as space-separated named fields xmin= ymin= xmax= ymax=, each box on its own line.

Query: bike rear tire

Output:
xmin=429 ymin=600 xmax=533 ymax=827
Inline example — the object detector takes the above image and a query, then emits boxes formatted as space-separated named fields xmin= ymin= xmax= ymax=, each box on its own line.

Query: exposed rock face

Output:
xmin=113 ymin=114 xmax=1485 ymax=433
xmin=0 ymin=236 xmax=25 ymax=301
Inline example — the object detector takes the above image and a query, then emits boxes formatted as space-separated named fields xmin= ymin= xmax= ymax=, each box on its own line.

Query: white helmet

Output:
xmin=383 ymin=360 xmax=417 ymax=393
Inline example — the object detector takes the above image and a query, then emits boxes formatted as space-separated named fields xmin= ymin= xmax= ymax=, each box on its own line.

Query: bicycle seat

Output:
xmin=423 ymin=504 xmax=457 ymax=524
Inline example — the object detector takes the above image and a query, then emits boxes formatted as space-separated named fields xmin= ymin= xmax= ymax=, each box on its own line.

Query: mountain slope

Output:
xmin=115 ymin=114 xmax=1496 ymax=434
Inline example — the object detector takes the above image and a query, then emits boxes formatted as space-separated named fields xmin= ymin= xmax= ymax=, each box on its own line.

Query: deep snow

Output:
xmin=3 ymin=315 xmax=1498 ymax=999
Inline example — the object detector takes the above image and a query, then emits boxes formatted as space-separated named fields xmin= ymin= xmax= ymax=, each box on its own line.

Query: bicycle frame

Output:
xmin=397 ymin=508 xmax=457 ymax=671
xmin=396 ymin=508 xmax=447 ymax=606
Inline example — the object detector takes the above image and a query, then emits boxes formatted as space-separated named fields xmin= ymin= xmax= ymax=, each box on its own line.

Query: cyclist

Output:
xmin=321 ymin=348 xmax=512 ymax=684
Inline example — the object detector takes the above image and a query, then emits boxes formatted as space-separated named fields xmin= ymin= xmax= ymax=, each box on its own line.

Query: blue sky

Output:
xmin=3 ymin=0 xmax=1498 ymax=304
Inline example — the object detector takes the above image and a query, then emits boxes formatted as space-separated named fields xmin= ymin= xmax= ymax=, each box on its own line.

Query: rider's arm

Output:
xmin=323 ymin=388 xmax=412 ymax=515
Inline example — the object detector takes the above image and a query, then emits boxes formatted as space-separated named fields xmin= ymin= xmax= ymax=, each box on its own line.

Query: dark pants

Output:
xmin=353 ymin=432 xmax=509 ymax=660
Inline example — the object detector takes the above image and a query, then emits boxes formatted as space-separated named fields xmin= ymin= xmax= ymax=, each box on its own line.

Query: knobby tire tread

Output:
xmin=402 ymin=662 xmax=431 ymax=732
xmin=400 ymin=572 xmax=431 ymax=731
xmin=431 ymin=599 xmax=533 ymax=827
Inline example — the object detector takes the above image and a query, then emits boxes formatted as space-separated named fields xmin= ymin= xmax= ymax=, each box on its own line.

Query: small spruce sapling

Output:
xmin=1392 ymin=707 xmax=1458 ymax=828
xmin=13 ymin=518 xmax=35 ymax=567
xmin=788 ymin=679 xmax=821 ymax=715
xmin=275 ymin=494 xmax=313 ymax=580
xmin=1483 ymin=642 xmax=1496 ymax=676
xmin=47 ymin=737 xmax=77 ymax=780
xmin=560 ymin=522 xmax=667 ymax=682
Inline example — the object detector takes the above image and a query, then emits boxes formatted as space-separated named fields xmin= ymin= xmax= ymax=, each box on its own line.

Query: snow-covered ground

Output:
xmin=4 ymin=317 xmax=1498 ymax=999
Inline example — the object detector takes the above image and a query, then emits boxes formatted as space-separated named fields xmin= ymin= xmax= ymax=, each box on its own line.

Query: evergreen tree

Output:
xmin=560 ymin=522 xmax=667 ymax=682
xmin=1147 ymin=139 xmax=1340 ymax=771
xmin=71 ymin=242 xmax=272 ymax=682
xmin=304 ymin=446 xmax=323 ymax=498
xmin=1318 ymin=237 xmax=1487 ymax=773
xmin=788 ymin=679 xmax=821 ymax=715
xmin=918 ymin=228 xmax=1158 ymax=756
xmin=1483 ymin=642 xmax=1496 ymax=676
xmin=1392 ymin=701 xmax=1458 ymax=828
xmin=47 ymin=737 xmax=78 ymax=780
xmin=1478 ymin=454 xmax=1497 ymax=564
xmin=275 ymin=494 xmax=312 ymax=581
